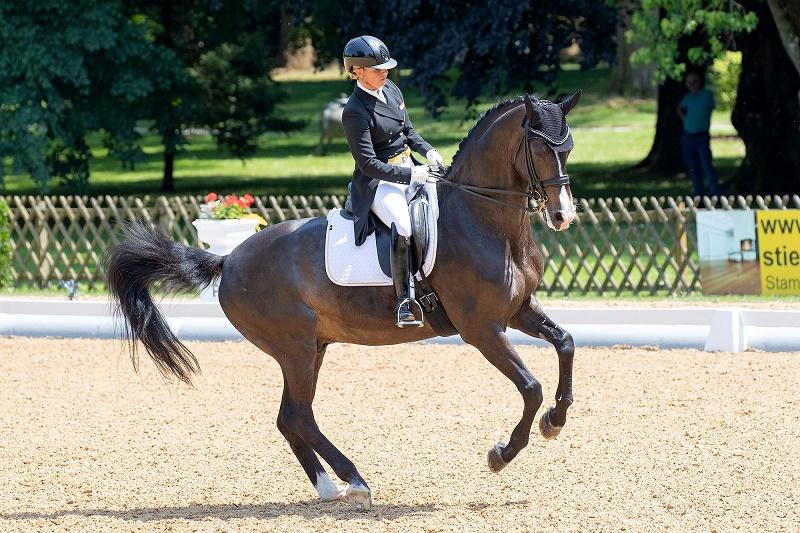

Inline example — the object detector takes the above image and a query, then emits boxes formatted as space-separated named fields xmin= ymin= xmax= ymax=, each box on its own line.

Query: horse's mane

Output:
xmin=450 ymin=95 xmax=539 ymax=167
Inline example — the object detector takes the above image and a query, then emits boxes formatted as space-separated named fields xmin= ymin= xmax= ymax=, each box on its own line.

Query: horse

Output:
xmin=314 ymin=94 xmax=348 ymax=156
xmin=106 ymin=91 xmax=582 ymax=511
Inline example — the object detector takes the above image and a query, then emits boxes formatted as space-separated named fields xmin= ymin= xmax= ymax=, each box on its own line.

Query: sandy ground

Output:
xmin=0 ymin=338 xmax=798 ymax=532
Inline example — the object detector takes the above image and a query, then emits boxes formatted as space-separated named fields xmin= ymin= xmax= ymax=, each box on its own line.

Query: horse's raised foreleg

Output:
xmin=277 ymin=347 xmax=373 ymax=510
xmin=463 ymin=327 xmax=544 ymax=472
xmin=510 ymin=297 xmax=575 ymax=439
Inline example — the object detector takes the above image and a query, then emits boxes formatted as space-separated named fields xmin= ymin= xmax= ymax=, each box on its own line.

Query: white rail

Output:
xmin=1 ymin=299 xmax=798 ymax=352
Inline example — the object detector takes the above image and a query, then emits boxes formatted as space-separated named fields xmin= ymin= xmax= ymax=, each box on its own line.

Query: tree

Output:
xmin=732 ymin=0 xmax=800 ymax=193
xmin=629 ymin=1 xmax=758 ymax=176
xmin=290 ymin=0 xmax=617 ymax=116
xmin=630 ymin=0 xmax=800 ymax=194
xmin=0 ymin=1 xmax=303 ymax=194
xmin=0 ymin=1 xmax=181 ymax=193
xmin=123 ymin=0 xmax=304 ymax=191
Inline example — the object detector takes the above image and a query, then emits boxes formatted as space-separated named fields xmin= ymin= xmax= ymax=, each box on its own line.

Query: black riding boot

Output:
xmin=391 ymin=224 xmax=422 ymax=328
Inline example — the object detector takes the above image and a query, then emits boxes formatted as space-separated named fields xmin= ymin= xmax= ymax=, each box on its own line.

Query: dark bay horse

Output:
xmin=106 ymin=91 xmax=581 ymax=511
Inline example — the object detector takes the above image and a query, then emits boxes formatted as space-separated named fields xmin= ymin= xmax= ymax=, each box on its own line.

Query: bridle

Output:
xmin=434 ymin=117 xmax=572 ymax=213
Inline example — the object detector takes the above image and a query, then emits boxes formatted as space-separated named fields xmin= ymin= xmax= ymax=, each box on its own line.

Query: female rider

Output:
xmin=341 ymin=35 xmax=444 ymax=328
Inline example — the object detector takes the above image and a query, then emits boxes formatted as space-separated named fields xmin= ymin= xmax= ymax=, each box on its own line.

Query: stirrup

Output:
xmin=395 ymin=298 xmax=424 ymax=328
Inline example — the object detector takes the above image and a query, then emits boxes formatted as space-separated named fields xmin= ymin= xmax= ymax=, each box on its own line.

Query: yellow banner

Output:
xmin=757 ymin=210 xmax=800 ymax=295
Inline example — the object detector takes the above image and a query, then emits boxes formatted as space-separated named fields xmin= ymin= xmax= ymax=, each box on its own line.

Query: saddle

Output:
xmin=325 ymin=185 xmax=456 ymax=336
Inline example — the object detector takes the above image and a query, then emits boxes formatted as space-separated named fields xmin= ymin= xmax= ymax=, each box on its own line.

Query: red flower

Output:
xmin=224 ymin=194 xmax=238 ymax=205
xmin=206 ymin=192 xmax=218 ymax=202
xmin=243 ymin=194 xmax=254 ymax=207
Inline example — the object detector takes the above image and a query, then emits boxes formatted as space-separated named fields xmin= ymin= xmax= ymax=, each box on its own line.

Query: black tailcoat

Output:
xmin=342 ymin=79 xmax=433 ymax=245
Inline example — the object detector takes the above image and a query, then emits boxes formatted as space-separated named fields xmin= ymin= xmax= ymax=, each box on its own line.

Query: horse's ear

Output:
xmin=524 ymin=94 xmax=543 ymax=128
xmin=559 ymin=89 xmax=582 ymax=116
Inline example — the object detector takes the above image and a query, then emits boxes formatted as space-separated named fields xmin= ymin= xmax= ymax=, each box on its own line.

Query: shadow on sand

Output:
xmin=0 ymin=500 xmax=438 ymax=523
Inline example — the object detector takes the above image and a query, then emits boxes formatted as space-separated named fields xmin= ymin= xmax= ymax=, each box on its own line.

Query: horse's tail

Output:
xmin=105 ymin=220 xmax=225 ymax=385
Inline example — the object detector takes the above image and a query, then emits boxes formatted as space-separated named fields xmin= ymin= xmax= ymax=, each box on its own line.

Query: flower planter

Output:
xmin=192 ymin=218 xmax=260 ymax=302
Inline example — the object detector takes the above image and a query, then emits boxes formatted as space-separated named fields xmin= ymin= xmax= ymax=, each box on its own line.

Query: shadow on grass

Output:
xmin=569 ymin=155 xmax=743 ymax=199
xmin=0 ymin=500 xmax=438 ymax=523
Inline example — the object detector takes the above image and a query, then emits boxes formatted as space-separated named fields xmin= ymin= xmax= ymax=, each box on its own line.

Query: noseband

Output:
xmin=435 ymin=120 xmax=571 ymax=213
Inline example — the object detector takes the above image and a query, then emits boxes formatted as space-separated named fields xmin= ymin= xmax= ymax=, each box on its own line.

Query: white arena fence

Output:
xmin=3 ymin=193 xmax=799 ymax=296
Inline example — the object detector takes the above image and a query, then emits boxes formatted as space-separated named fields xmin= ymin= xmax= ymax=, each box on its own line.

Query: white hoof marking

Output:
xmin=315 ymin=472 xmax=347 ymax=501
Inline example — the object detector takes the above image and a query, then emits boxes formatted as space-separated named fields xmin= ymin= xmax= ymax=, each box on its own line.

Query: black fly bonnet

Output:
xmin=524 ymin=99 xmax=573 ymax=153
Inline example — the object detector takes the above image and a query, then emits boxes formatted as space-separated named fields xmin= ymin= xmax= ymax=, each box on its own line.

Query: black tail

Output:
xmin=105 ymin=221 xmax=225 ymax=384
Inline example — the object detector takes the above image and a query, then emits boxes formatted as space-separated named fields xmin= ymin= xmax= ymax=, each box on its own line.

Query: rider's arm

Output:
xmin=342 ymin=106 xmax=412 ymax=184
xmin=401 ymin=109 xmax=434 ymax=158
xmin=386 ymin=81 xmax=434 ymax=158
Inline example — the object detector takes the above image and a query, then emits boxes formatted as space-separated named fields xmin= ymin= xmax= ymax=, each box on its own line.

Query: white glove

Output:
xmin=410 ymin=164 xmax=430 ymax=186
xmin=426 ymin=149 xmax=444 ymax=166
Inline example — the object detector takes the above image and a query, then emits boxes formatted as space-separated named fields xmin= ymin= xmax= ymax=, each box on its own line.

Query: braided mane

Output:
xmin=450 ymin=96 xmax=536 ymax=167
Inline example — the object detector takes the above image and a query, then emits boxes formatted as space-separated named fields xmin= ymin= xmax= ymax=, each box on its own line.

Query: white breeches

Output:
xmin=371 ymin=159 xmax=412 ymax=237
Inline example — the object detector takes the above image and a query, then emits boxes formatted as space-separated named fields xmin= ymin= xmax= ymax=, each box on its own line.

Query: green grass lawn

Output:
xmin=3 ymin=65 xmax=744 ymax=198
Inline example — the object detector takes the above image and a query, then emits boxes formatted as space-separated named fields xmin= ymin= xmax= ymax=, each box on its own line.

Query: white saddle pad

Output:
xmin=325 ymin=184 xmax=439 ymax=287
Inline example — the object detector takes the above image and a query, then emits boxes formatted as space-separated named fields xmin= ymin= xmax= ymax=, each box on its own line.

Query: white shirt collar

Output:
xmin=357 ymin=81 xmax=386 ymax=103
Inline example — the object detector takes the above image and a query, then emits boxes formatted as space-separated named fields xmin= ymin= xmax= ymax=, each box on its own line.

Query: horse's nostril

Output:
xmin=553 ymin=211 xmax=564 ymax=224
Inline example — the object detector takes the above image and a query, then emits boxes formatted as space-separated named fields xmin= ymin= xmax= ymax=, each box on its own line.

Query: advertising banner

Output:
xmin=696 ymin=211 xmax=759 ymax=295
xmin=756 ymin=211 xmax=800 ymax=296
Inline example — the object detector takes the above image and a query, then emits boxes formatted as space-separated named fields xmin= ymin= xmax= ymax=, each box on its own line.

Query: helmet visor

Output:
xmin=370 ymin=57 xmax=397 ymax=70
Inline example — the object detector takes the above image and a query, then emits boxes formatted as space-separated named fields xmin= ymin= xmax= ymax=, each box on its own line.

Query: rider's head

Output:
xmin=343 ymin=35 xmax=396 ymax=90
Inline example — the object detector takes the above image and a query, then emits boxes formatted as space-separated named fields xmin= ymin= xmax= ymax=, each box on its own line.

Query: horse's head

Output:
xmin=516 ymin=91 xmax=581 ymax=231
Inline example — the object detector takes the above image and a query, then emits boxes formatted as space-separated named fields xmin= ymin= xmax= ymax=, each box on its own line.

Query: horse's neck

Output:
xmin=443 ymin=111 xmax=531 ymax=237
xmin=438 ymin=167 xmax=531 ymax=250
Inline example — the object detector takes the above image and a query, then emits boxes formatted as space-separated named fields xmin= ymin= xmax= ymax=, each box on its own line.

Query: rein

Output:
xmin=433 ymin=123 xmax=571 ymax=213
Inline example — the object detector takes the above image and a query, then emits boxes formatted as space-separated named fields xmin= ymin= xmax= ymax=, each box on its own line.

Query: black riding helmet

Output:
xmin=343 ymin=35 xmax=397 ymax=72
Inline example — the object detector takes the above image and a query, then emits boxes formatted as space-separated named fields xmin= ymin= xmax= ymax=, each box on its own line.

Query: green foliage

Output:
xmin=1 ymin=1 xmax=303 ymax=193
xmin=0 ymin=1 xmax=182 ymax=192
xmin=290 ymin=0 xmax=617 ymax=115
xmin=192 ymin=42 xmax=303 ymax=159
xmin=0 ymin=198 xmax=11 ymax=288
xmin=708 ymin=51 xmax=742 ymax=110
xmin=628 ymin=0 xmax=758 ymax=83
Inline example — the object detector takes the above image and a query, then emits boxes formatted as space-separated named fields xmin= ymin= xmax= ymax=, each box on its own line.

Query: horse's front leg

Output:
xmin=510 ymin=296 xmax=575 ymax=439
xmin=463 ymin=327 xmax=544 ymax=472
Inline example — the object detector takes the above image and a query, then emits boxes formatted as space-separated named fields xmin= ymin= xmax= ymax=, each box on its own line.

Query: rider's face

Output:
xmin=356 ymin=66 xmax=388 ymax=90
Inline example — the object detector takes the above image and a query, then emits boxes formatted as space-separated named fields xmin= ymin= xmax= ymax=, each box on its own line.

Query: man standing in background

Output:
xmin=677 ymin=71 xmax=723 ymax=197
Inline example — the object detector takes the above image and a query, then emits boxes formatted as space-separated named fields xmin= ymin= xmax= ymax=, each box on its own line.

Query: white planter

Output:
xmin=192 ymin=218 xmax=259 ymax=302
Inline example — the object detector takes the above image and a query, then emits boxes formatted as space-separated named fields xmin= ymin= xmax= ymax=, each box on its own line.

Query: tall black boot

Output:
xmin=391 ymin=224 xmax=422 ymax=328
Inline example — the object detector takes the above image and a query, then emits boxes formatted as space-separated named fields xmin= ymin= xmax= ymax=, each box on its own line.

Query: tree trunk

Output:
xmin=611 ymin=2 xmax=656 ymax=97
xmin=732 ymin=0 xmax=800 ymax=193
xmin=635 ymin=77 xmax=686 ymax=173
xmin=610 ymin=3 xmax=632 ymax=95
xmin=767 ymin=0 xmax=800 ymax=76
xmin=636 ymin=24 xmax=709 ymax=174
xmin=161 ymin=147 xmax=175 ymax=192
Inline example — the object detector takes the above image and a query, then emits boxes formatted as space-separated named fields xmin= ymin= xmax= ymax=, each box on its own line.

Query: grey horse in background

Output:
xmin=314 ymin=94 xmax=349 ymax=156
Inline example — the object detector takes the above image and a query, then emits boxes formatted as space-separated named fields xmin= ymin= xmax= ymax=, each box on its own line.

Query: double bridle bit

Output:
xmin=433 ymin=124 xmax=571 ymax=213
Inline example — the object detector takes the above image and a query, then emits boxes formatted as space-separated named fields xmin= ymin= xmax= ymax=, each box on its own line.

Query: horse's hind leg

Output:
xmin=277 ymin=342 xmax=373 ymax=510
xmin=462 ymin=327 xmax=544 ymax=472
xmin=277 ymin=367 xmax=347 ymax=503
xmin=510 ymin=296 xmax=575 ymax=439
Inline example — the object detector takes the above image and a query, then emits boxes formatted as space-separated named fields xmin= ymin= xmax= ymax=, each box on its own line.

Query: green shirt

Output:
xmin=680 ymin=88 xmax=715 ymax=134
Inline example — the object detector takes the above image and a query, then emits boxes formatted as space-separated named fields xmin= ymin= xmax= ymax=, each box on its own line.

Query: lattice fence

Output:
xmin=3 ymin=194 xmax=799 ymax=295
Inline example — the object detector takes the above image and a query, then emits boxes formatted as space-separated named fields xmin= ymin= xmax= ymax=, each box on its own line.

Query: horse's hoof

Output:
xmin=346 ymin=483 xmax=372 ymax=511
xmin=487 ymin=441 xmax=508 ymax=473
xmin=539 ymin=407 xmax=563 ymax=440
